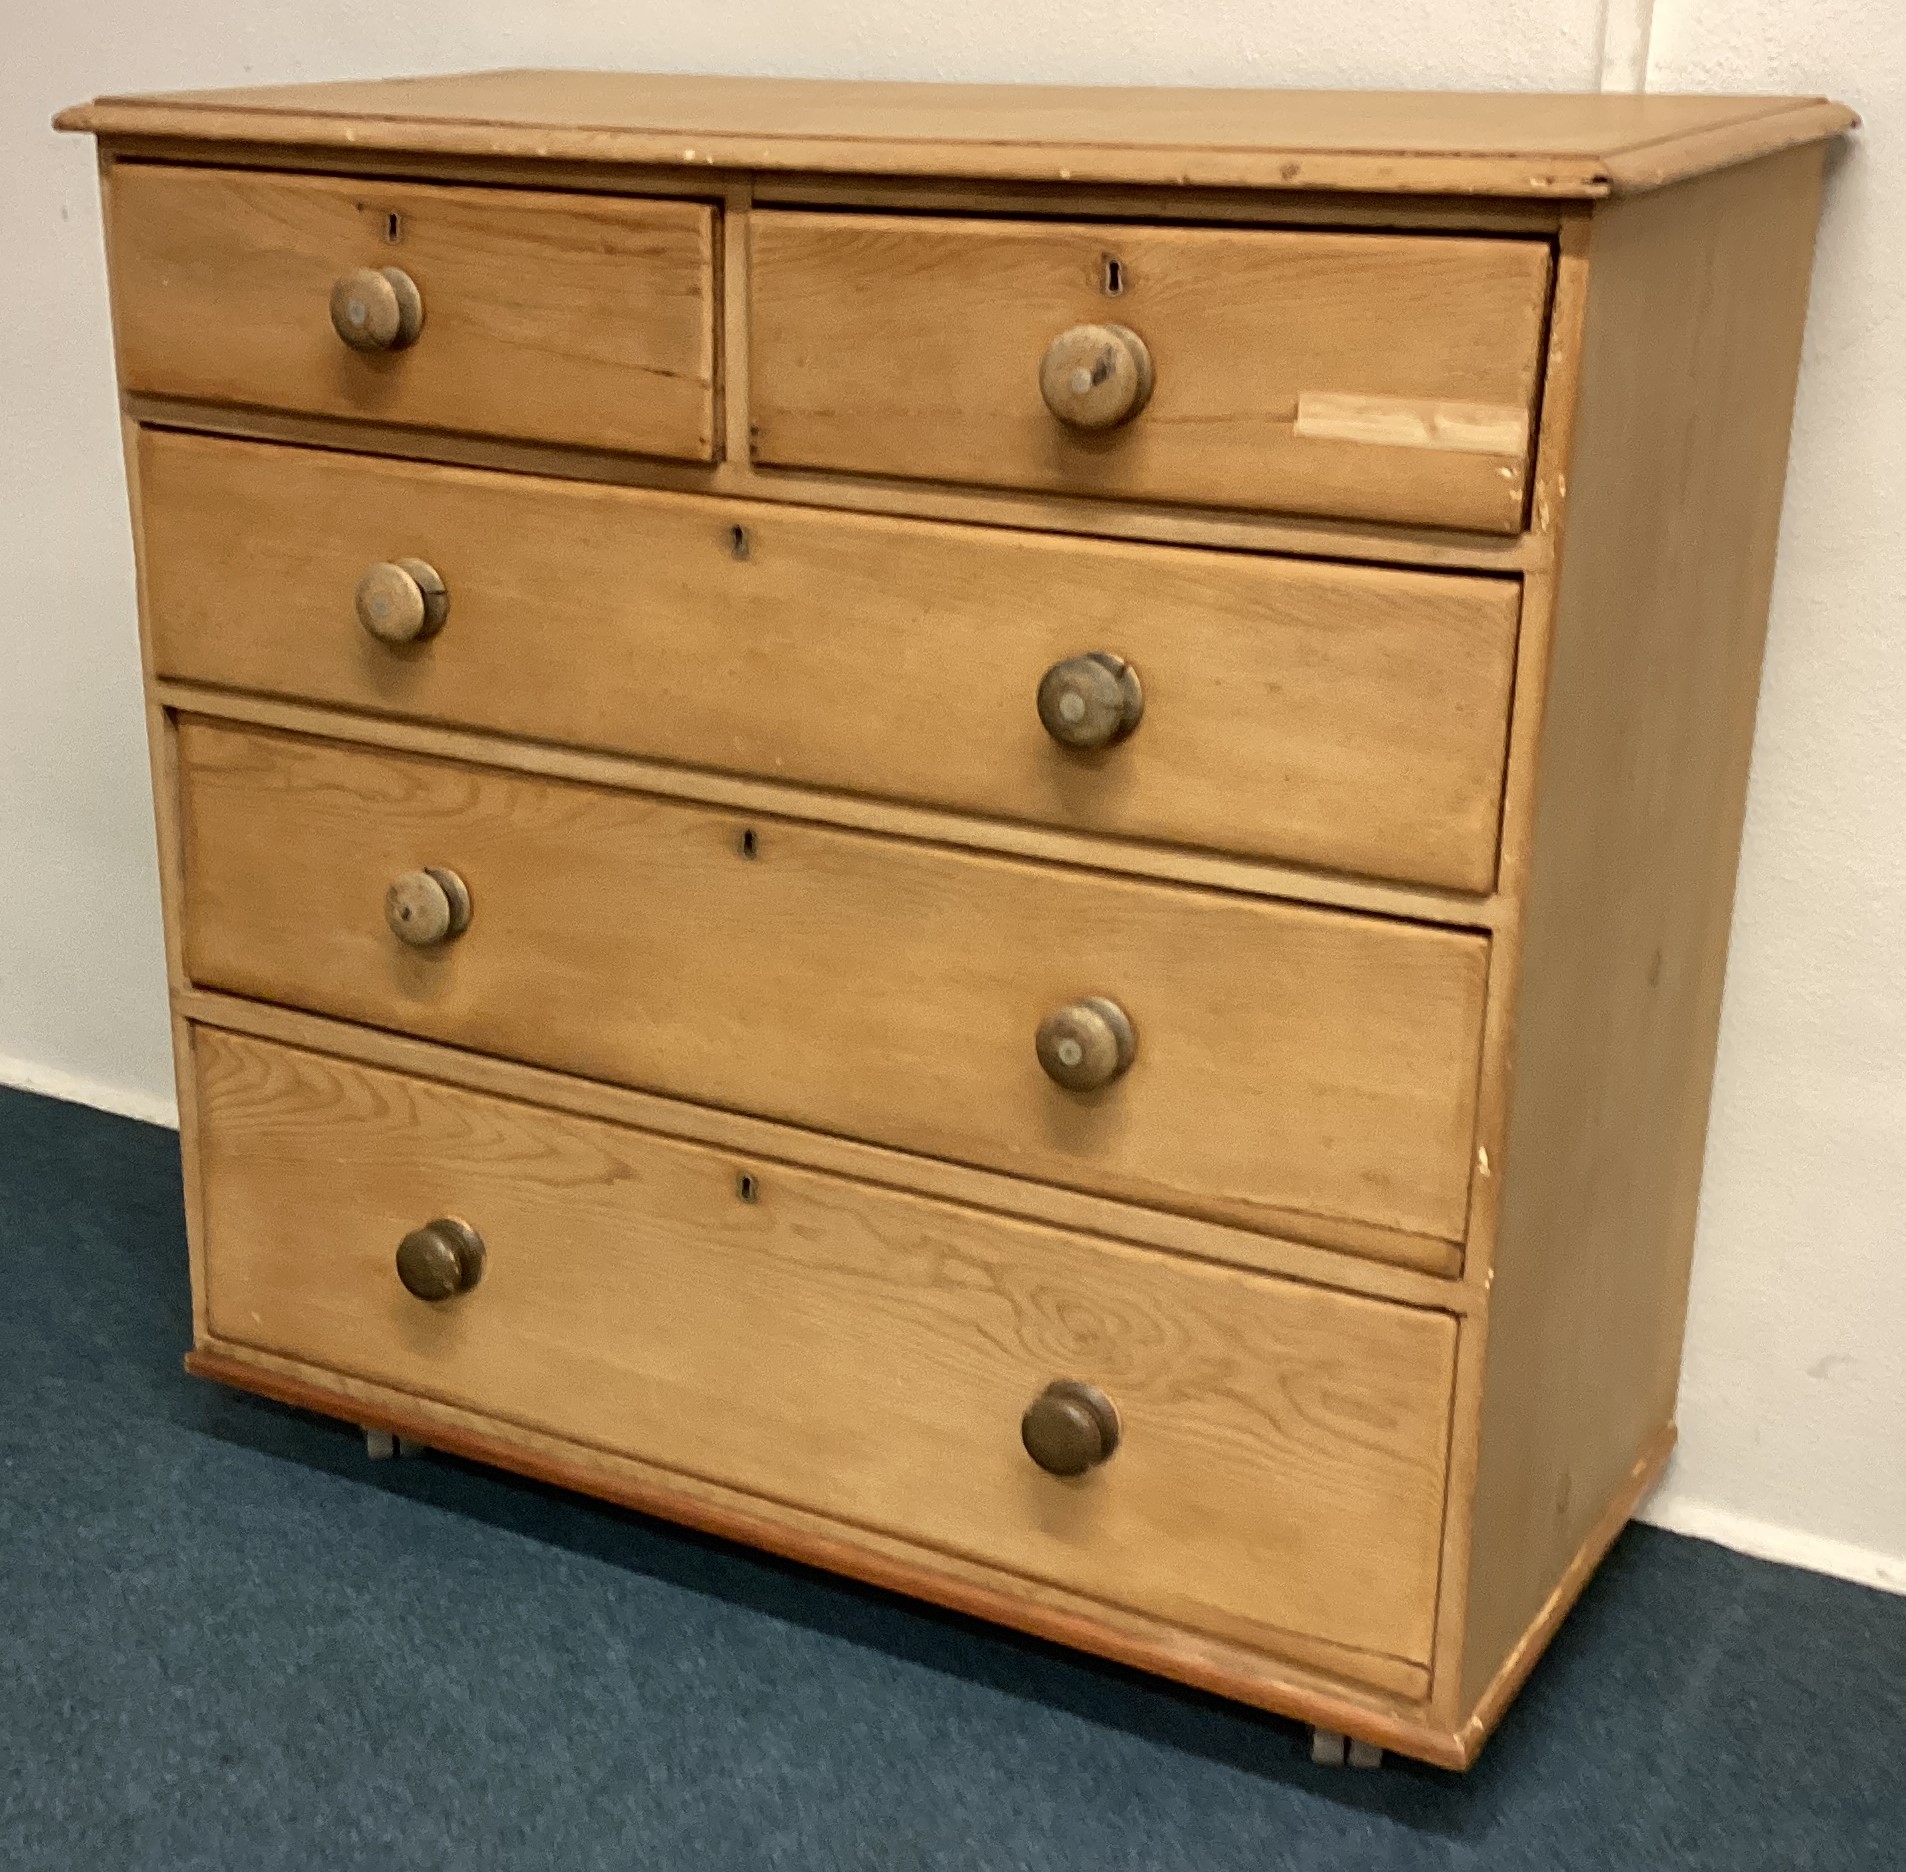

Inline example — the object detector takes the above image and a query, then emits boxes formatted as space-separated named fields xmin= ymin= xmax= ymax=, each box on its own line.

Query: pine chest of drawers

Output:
xmin=60 ymin=73 xmax=1853 ymax=1768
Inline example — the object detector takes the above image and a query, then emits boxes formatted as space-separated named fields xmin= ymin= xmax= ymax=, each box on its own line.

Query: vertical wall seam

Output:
xmin=1599 ymin=0 xmax=1657 ymax=93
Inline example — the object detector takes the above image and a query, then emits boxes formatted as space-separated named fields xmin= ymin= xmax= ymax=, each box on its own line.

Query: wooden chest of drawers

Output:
xmin=60 ymin=73 xmax=1853 ymax=1768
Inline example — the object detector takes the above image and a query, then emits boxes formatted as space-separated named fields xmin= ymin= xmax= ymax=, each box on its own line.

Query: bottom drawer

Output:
xmin=194 ymin=1027 xmax=1458 ymax=1683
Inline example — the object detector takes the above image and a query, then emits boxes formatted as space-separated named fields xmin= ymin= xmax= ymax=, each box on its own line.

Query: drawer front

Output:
xmin=196 ymin=1029 xmax=1459 ymax=1677
xmin=142 ymin=430 xmax=1521 ymax=893
xmin=107 ymin=165 xmax=717 ymax=459
xmin=178 ymin=721 xmax=1489 ymax=1247
xmin=750 ymin=212 xmax=1553 ymax=533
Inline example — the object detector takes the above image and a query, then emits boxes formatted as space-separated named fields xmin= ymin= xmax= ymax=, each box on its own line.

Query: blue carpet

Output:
xmin=3 ymin=1083 xmax=1901 ymax=1870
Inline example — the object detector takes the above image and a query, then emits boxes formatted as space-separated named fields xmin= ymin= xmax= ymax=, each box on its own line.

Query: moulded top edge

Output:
xmin=54 ymin=73 xmax=1860 ymax=200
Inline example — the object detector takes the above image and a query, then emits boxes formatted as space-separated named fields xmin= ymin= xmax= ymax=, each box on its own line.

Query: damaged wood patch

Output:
xmin=1294 ymin=392 xmax=1530 ymax=456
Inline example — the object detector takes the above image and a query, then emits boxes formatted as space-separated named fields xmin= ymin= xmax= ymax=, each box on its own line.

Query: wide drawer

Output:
xmin=750 ymin=212 xmax=1553 ymax=533
xmin=195 ymin=1028 xmax=1459 ymax=1679
xmin=177 ymin=722 xmax=1490 ymax=1253
xmin=141 ymin=429 xmax=1521 ymax=892
xmin=106 ymin=165 xmax=717 ymax=459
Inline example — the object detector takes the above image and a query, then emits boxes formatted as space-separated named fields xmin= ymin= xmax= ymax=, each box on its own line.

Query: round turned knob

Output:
xmin=1037 ymin=653 xmax=1144 ymax=750
xmin=355 ymin=559 xmax=448 ymax=645
xmin=1022 ymin=1380 xmax=1120 ymax=1477
xmin=329 ymin=266 xmax=425 ymax=352
xmin=1039 ymin=323 xmax=1154 ymax=430
xmin=385 ymin=867 xmax=472 ymax=947
xmin=1036 ymin=996 xmax=1137 ymax=1094
xmin=395 ymin=1217 xmax=485 ymax=1302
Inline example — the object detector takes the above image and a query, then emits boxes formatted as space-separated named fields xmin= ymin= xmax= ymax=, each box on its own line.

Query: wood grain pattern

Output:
xmin=751 ymin=172 xmax=1576 ymax=232
xmin=57 ymin=74 xmax=1857 ymax=198
xmin=187 ymin=1338 xmax=1450 ymax=1738
xmin=127 ymin=392 xmax=1547 ymax=574
xmin=195 ymin=1027 xmax=1459 ymax=1673
xmin=176 ymin=720 xmax=1491 ymax=1247
xmin=58 ymin=78 xmax=1850 ymax=1768
xmin=751 ymin=212 xmax=1553 ymax=533
xmin=139 ymin=428 xmax=1521 ymax=892
xmin=103 ymin=236 xmax=210 ymax=1334
xmin=154 ymin=681 xmax=1508 ymax=935
xmin=68 ymin=137 xmax=1595 ymax=231
xmin=1455 ymin=1425 xmax=1673 ymax=1757
xmin=1459 ymin=147 xmax=1832 ymax=1709
xmin=176 ymin=986 xmax=1473 ymax=1293
xmin=1425 ymin=212 xmax=1596 ymax=1719
xmin=720 ymin=179 xmax=753 ymax=463
xmin=105 ymin=163 xmax=717 ymax=459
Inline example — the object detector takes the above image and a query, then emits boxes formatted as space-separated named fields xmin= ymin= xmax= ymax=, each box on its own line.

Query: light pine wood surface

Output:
xmin=58 ymin=74 xmax=1853 ymax=1768
xmin=155 ymin=678 xmax=1507 ymax=942
xmin=196 ymin=1027 xmax=1459 ymax=1676
xmin=58 ymin=74 xmax=1857 ymax=197
xmin=105 ymin=164 xmax=718 ymax=459
xmin=1456 ymin=145 xmax=1834 ymax=1712
xmin=175 ymin=719 xmax=1491 ymax=1248
xmin=186 ymin=1332 xmax=1455 ymax=1732
xmin=138 ymin=428 xmax=1520 ymax=892
xmin=177 ymin=985 xmax=1477 ymax=1296
xmin=750 ymin=212 xmax=1552 ymax=532
xmin=124 ymin=389 xmax=1549 ymax=574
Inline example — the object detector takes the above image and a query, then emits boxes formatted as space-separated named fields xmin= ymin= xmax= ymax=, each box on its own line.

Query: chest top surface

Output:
xmin=57 ymin=70 xmax=1856 ymax=197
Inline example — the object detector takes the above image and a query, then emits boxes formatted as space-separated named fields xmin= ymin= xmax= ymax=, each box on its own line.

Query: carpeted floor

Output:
xmin=3 ymin=1084 xmax=1901 ymax=1870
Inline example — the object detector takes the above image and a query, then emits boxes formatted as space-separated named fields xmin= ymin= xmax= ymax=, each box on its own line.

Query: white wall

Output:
xmin=5 ymin=3 xmax=1901 ymax=1589
xmin=1639 ymin=1 xmax=1906 ymax=1591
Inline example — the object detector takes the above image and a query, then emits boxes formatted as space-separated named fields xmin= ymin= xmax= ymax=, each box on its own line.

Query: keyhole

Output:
xmin=1101 ymin=254 xmax=1126 ymax=296
xmin=738 ymin=827 xmax=759 ymax=859
xmin=728 ymin=523 xmax=750 ymax=561
xmin=384 ymin=211 xmax=403 ymax=244
xmin=736 ymin=1172 xmax=759 ymax=1203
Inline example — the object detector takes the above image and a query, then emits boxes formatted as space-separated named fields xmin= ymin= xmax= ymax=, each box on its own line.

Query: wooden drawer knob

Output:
xmin=355 ymin=559 xmax=448 ymax=645
xmin=385 ymin=866 xmax=471 ymax=947
xmin=1022 ymin=1380 xmax=1120 ymax=1476
xmin=1036 ymin=996 xmax=1137 ymax=1092
xmin=1037 ymin=653 xmax=1144 ymax=749
xmin=330 ymin=265 xmax=425 ymax=352
xmin=1039 ymin=323 xmax=1153 ymax=430
xmin=395 ymin=1217 xmax=485 ymax=1301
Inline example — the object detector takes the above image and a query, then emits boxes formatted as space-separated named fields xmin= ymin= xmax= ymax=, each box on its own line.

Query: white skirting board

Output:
xmin=0 ymin=1052 xmax=179 ymax=1130
xmin=1639 ymin=1494 xmax=1906 ymax=1599
xmin=5 ymin=1053 xmax=1901 ymax=1599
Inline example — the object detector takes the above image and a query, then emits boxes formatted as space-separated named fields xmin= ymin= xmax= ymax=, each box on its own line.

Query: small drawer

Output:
xmin=141 ymin=429 xmax=1521 ymax=893
xmin=195 ymin=1028 xmax=1459 ymax=1683
xmin=750 ymin=212 xmax=1553 ymax=533
xmin=177 ymin=721 xmax=1490 ymax=1254
xmin=106 ymin=165 xmax=717 ymax=459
